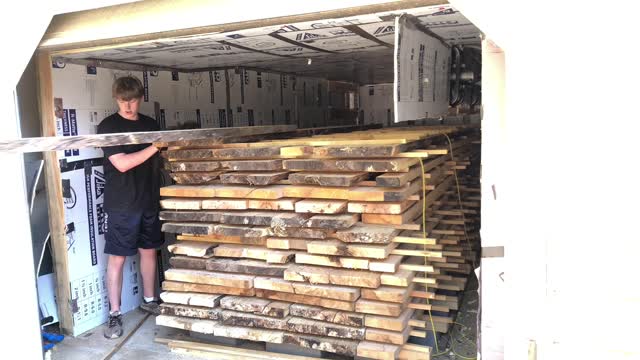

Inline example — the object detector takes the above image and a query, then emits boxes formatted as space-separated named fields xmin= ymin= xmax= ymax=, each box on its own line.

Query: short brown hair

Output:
xmin=112 ymin=76 xmax=144 ymax=100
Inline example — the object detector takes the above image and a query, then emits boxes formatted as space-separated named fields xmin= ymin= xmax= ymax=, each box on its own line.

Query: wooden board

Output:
xmin=289 ymin=304 xmax=337 ymax=325
xmin=355 ymin=299 xmax=404 ymax=317
xmin=171 ymin=172 xmax=225 ymax=185
xmin=306 ymin=239 xmax=395 ymax=259
xmin=160 ymin=198 xmax=203 ymax=210
xmin=284 ymin=265 xmax=380 ymax=289
xmin=167 ymin=147 xmax=282 ymax=161
xmin=213 ymin=244 xmax=295 ymax=264
xmin=221 ymin=296 xmax=291 ymax=319
xmin=288 ymin=172 xmax=369 ymax=187
xmin=380 ymin=270 xmax=414 ymax=287
xmin=347 ymin=181 xmax=421 ymax=202
xmin=282 ymin=333 xmax=358 ymax=357
xmin=261 ymin=302 xmax=292 ymax=318
xmin=162 ymin=222 xmax=270 ymax=237
xmin=304 ymin=214 xmax=359 ymax=229
xmin=169 ymin=255 xmax=207 ymax=270
xmin=171 ymin=161 xmax=220 ymax=172
xmin=204 ymin=258 xmax=289 ymax=277
xmin=365 ymin=327 xmax=410 ymax=345
xmin=357 ymin=341 xmax=400 ymax=360
xmin=266 ymin=238 xmax=310 ymax=251
xmin=156 ymin=314 xmax=218 ymax=335
xmin=164 ymin=338 xmax=323 ymax=360
xmin=167 ymin=241 xmax=216 ymax=257
xmin=362 ymin=201 xmax=423 ymax=225
xmin=177 ymin=235 xmax=267 ymax=246
xmin=347 ymin=200 xmax=414 ymax=215
xmin=270 ymin=227 xmax=333 ymax=239
xmin=217 ymin=185 xmax=287 ymax=200
xmin=220 ymin=296 xmax=272 ymax=314
xmin=289 ymin=304 xmax=364 ymax=328
xmin=162 ymin=211 xmax=309 ymax=228
xmin=286 ymin=317 xmax=365 ymax=340
xmin=254 ymin=277 xmax=360 ymax=302
xmin=283 ymin=185 xmax=350 ymax=200
xmin=364 ymin=309 xmax=414 ymax=332
xmin=282 ymin=183 xmax=419 ymax=202
xmin=294 ymin=253 xmax=369 ymax=270
xmin=375 ymin=165 xmax=422 ymax=187
xmin=248 ymin=198 xmax=298 ymax=211
xmin=220 ymin=171 xmax=290 ymax=186
xmin=0 ymin=125 xmax=297 ymax=153
xmin=201 ymin=198 xmax=249 ymax=210
xmin=220 ymin=159 xmax=283 ymax=171
xmin=160 ymin=185 xmax=286 ymax=199
xmin=164 ymin=268 xmax=255 ymax=289
xmin=361 ymin=285 xmax=411 ymax=304
xmin=160 ymin=211 xmax=223 ymax=223
xmin=294 ymin=199 xmax=347 ymax=214
xmin=160 ymin=303 xmax=221 ymax=320
xmin=283 ymin=158 xmax=417 ymax=172
xmin=163 ymin=281 xmax=255 ymax=296
xmin=335 ymin=224 xmax=399 ymax=244
xmin=221 ymin=310 xmax=290 ymax=330
xmin=160 ymin=291 xmax=223 ymax=308
xmin=255 ymin=289 xmax=355 ymax=312
xmin=213 ymin=324 xmax=285 ymax=344
xmin=368 ymin=255 xmax=404 ymax=273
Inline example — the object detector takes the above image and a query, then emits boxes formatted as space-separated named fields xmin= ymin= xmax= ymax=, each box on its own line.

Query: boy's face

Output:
xmin=116 ymin=97 xmax=142 ymax=120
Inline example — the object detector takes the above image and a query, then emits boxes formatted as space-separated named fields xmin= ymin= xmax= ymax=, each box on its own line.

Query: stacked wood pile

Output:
xmin=154 ymin=126 xmax=481 ymax=360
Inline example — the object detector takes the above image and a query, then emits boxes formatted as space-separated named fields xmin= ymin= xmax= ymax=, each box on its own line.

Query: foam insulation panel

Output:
xmin=393 ymin=15 xmax=450 ymax=122
xmin=56 ymin=4 xmax=479 ymax=84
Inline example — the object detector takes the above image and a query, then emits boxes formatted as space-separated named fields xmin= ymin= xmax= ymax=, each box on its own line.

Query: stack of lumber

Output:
xmin=155 ymin=126 xmax=481 ymax=360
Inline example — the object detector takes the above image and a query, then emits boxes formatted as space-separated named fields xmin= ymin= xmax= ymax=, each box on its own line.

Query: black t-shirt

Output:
xmin=97 ymin=113 xmax=160 ymax=212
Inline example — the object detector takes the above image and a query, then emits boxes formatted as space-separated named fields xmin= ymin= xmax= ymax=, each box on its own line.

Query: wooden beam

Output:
xmin=0 ymin=125 xmax=297 ymax=153
xmin=38 ymin=51 xmax=73 ymax=334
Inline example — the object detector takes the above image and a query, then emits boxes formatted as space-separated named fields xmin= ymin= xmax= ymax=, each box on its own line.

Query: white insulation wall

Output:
xmin=51 ymin=63 xmax=327 ymax=143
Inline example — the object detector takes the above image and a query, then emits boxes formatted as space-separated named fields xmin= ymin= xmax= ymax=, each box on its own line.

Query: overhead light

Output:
xmin=307 ymin=58 xmax=312 ymax=65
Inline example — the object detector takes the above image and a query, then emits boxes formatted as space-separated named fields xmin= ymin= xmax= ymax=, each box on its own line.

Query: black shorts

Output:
xmin=104 ymin=209 xmax=163 ymax=256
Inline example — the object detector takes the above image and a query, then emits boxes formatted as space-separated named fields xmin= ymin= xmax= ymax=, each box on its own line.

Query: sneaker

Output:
xmin=104 ymin=312 xmax=123 ymax=339
xmin=140 ymin=299 xmax=161 ymax=315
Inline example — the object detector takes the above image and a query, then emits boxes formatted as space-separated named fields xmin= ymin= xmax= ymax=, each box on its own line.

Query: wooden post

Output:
xmin=37 ymin=51 xmax=73 ymax=334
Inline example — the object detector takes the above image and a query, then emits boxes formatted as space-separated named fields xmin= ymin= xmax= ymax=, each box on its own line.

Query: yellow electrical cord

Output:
xmin=417 ymin=132 xmax=479 ymax=359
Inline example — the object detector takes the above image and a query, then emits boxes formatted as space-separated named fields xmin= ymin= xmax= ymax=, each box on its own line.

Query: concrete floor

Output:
xmin=47 ymin=309 xmax=200 ymax=360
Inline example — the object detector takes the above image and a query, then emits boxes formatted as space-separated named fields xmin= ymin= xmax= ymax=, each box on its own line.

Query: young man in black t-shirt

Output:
xmin=97 ymin=76 xmax=162 ymax=339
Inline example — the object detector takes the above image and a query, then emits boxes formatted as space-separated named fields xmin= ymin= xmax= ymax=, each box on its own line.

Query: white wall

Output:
xmin=452 ymin=1 xmax=640 ymax=359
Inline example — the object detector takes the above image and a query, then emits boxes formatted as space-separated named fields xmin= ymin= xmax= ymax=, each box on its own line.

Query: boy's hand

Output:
xmin=153 ymin=142 xmax=167 ymax=152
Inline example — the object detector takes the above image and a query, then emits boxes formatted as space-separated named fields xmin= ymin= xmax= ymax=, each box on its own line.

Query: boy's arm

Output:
xmin=108 ymin=145 xmax=159 ymax=173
